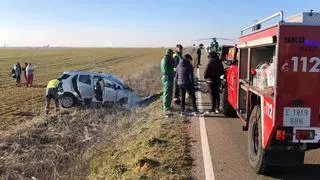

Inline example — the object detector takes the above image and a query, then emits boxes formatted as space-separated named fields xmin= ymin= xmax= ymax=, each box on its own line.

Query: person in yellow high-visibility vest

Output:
xmin=45 ymin=78 xmax=61 ymax=114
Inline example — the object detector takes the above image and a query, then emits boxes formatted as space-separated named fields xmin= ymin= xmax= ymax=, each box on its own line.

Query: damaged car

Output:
xmin=57 ymin=71 xmax=142 ymax=108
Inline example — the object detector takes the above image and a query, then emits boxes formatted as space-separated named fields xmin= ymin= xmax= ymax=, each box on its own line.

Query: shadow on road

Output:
xmin=265 ymin=164 xmax=320 ymax=180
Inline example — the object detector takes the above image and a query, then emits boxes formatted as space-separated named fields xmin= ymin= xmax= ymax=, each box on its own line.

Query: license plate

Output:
xmin=283 ymin=107 xmax=311 ymax=127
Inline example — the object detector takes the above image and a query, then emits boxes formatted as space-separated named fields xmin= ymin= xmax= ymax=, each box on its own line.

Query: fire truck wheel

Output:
xmin=222 ymin=86 xmax=237 ymax=117
xmin=248 ymin=105 xmax=267 ymax=174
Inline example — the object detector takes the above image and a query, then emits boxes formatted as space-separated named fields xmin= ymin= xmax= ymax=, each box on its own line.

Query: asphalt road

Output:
xmin=190 ymin=51 xmax=320 ymax=180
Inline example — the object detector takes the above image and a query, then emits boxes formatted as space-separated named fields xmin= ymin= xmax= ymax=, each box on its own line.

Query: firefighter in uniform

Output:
xmin=173 ymin=44 xmax=183 ymax=104
xmin=161 ymin=49 xmax=174 ymax=114
xmin=45 ymin=78 xmax=61 ymax=114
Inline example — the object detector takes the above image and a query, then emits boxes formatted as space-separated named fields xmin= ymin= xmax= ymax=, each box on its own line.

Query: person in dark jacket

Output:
xmin=204 ymin=51 xmax=224 ymax=113
xmin=13 ymin=63 xmax=22 ymax=86
xmin=196 ymin=45 xmax=202 ymax=67
xmin=175 ymin=54 xmax=199 ymax=116
xmin=94 ymin=77 xmax=104 ymax=102
xmin=173 ymin=44 xmax=183 ymax=104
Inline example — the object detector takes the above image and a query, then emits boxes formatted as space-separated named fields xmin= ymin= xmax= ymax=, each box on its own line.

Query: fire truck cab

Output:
xmin=222 ymin=11 xmax=320 ymax=173
xmin=220 ymin=45 xmax=236 ymax=61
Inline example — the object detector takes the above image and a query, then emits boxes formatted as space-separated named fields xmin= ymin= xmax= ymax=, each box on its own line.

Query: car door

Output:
xmin=102 ymin=77 xmax=118 ymax=103
xmin=77 ymin=74 xmax=94 ymax=100
xmin=115 ymin=84 xmax=127 ymax=101
xmin=112 ymin=81 xmax=131 ymax=104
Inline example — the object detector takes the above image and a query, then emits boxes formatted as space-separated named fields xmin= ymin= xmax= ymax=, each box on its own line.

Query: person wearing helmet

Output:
xmin=161 ymin=49 xmax=175 ymax=116
xmin=173 ymin=44 xmax=183 ymax=104
xmin=204 ymin=51 xmax=224 ymax=113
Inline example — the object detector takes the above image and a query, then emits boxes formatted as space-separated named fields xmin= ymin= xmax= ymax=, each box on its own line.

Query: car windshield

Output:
xmin=58 ymin=73 xmax=71 ymax=80
xmin=109 ymin=75 xmax=129 ymax=89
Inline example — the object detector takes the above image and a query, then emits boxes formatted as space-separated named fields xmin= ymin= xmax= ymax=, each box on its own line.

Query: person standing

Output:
xmin=175 ymin=54 xmax=199 ymax=116
xmin=13 ymin=63 xmax=22 ymax=86
xmin=45 ymin=78 xmax=61 ymax=114
xmin=22 ymin=62 xmax=28 ymax=85
xmin=173 ymin=44 xmax=183 ymax=104
xmin=204 ymin=51 xmax=224 ymax=113
xmin=196 ymin=45 xmax=202 ymax=67
xmin=94 ymin=77 xmax=104 ymax=102
xmin=161 ymin=49 xmax=174 ymax=115
xmin=26 ymin=63 xmax=34 ymax=87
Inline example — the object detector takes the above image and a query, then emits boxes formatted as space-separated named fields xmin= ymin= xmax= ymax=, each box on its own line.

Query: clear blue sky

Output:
xmin=0 ymin=0 xmax=318 ymax=47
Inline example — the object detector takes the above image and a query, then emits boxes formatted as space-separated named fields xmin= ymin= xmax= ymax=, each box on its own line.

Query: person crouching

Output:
xmin=45 ymin=78 xmax=61 ymax=115
xmin=175 ymin=54 xmax=199 ymax=117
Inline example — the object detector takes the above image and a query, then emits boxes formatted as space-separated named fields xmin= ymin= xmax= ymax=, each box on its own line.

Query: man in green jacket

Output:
xmin=161 ymin=49 xmax=174 ymax=114
xmin=173 ymin=44 xmax=183 ymax=104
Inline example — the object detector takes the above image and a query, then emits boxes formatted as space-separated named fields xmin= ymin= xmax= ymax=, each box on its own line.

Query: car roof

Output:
xmin=62 ymin=71 xmax=125 ymax=84
xmin=63 ymin=71 xmax=111 ymax=77
xmin=62 ymin=70 xmax=130 ymax=88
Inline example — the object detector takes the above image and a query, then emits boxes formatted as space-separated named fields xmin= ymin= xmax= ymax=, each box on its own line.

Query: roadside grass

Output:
xmin=0 ymin=106 xmax=141 ymax=179
xmin=0 ymin=100 xmax=193 ymax=180
xmin=89 ymin=100 xmax=192 ymax=179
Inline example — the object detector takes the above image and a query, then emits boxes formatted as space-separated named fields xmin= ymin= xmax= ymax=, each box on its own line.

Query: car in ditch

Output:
xmin=57 ymin=71 xmax=141 ymax=108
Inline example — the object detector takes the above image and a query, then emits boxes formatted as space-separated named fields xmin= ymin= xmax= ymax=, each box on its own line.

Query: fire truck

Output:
xmin=222 ymin=11 xmax=320 ymax=173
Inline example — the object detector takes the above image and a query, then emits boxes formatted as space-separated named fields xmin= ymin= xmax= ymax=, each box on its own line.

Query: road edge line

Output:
xmin=197 ymin=68 xmax=215 ymax=180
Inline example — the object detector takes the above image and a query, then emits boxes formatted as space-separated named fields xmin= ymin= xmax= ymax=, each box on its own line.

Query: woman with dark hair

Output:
xmin=23 ymin=62 xmax=28 ymax=85
xmin=204 ymin=51 xmax=225 ymax=113
xmin=175 ymin=54 xmax=199 ymax=116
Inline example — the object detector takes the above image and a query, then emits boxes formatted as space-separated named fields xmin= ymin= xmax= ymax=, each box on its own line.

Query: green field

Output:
xmin=0 ymin=48 xmax=166 ymax=130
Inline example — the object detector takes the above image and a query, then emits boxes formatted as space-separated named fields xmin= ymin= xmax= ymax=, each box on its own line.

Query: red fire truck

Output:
xmin=222 ymin=11 xmax=320 ymax=173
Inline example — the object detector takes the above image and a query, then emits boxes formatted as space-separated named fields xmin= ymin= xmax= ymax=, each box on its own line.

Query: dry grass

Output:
xmin=124 ymin=65 xmax=162 ymax=96
xmin=89 ymin=100 xmax=193 ymax=179
xmin=0 ymin=106 xmax=146 ymax=180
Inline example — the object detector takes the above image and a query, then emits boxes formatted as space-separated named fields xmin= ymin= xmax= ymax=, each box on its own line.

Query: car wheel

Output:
xmin=59 ymin=93 xmax=75 ymax=108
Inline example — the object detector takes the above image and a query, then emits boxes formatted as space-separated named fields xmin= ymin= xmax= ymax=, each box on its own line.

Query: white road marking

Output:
xmin=197 ymin=68 xmax=215 ymax=180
